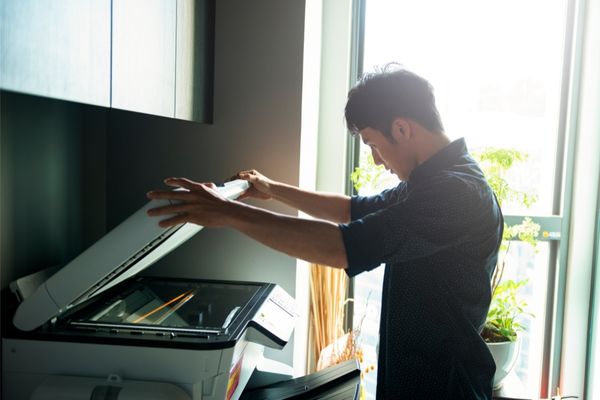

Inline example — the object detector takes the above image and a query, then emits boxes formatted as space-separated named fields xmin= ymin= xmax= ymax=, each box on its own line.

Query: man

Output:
xmin=147 ymin=65 xmax=503 ymax=398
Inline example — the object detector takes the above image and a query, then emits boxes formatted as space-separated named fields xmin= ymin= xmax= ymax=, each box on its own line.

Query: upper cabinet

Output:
xmin=111 ymin=0 xmax=176 ymax=118
xmin=0 ymin=0 xmax=111 ymax=107
xmin=0 ymin=0 xmax=214 ymax=122
xmin=175 ymin=0 xmax=215 ymax=123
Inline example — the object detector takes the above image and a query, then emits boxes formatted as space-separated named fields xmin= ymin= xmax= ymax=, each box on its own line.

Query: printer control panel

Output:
xmin=268 ymin=286 xmax=297 ymax=317
xmin=250 ymin=285 xmax=298 ymax=348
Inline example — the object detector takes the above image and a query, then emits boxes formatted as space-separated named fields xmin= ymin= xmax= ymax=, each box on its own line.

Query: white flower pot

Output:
xmin=487 ymin=338 xmax=520 ymax=390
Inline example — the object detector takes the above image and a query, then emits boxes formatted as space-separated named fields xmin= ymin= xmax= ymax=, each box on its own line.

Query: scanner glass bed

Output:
xmin=67 ymin=279 xmax=262 ymax=335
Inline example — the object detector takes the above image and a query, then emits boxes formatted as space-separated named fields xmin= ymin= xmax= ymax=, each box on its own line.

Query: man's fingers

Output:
xmin=164 ymin=178 xmax=218 ymax=194
xmin=147 ymin=203 xmax=194 ymax=216
xmin=238 ymin=172 xmax=260 ymax=184
xmin=164 ymin=177 xmax=201 ymax=190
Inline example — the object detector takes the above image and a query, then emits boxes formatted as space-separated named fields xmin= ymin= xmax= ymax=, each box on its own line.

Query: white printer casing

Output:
xmin=2 ymin=180 xmax=298 ymax=400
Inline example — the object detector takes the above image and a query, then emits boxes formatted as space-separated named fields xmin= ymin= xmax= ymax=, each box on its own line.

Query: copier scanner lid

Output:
xmin=12 ymin=180 xmax=250 ymax=332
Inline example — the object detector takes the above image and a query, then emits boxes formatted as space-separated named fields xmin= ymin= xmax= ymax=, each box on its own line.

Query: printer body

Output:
xmin=2 ymin=181 xmax=298 ymax=400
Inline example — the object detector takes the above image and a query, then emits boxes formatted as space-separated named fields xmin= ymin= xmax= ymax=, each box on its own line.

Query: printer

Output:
xmin=2 ymin=180 xmax=299 ymax=400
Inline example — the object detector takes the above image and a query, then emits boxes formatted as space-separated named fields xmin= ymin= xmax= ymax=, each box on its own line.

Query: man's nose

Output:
xmin=372 ymin=149 xmax=384 ymax=166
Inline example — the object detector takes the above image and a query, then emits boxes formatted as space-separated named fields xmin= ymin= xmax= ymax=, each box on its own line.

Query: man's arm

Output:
xmin=235 ymin=170 xmax=351 ymax=224
xmin=147 ymin=178 xmax=349 ymax=268
xmin=226 ymin=202 xmax=348 ymax=268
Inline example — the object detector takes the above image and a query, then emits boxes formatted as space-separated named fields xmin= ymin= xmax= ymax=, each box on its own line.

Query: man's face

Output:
xmin=359 ymin=126 xmax=416 ymax=181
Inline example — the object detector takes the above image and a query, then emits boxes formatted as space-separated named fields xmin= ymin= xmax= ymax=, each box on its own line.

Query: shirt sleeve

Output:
xmin=351 ymin=183 xmax=406 ymax=220
xmin=340 ymin=176 xmax=494 ymax=277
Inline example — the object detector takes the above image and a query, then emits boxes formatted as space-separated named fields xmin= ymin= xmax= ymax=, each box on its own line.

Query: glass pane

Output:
xmin=362 ymin=0 xmax=567 ymax=215
xmin=353 ymin=265 xmax=384 ymax=399
xmin=500 ymin=241 xmax=550 ymax=395
xmin=352 ymin=151 xmax=396 ymax=399
xmin=71 ymin=279 xmax=262 ymax=330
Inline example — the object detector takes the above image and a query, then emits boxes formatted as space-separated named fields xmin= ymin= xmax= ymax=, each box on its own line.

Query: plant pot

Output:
xmin=487 ymin=338 xmax=520 ymax=390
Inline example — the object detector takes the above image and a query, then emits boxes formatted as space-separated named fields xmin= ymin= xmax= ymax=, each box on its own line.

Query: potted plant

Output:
xmin=483 ymin=279 xmax=532 ymax=389
xmin=474 ymin=148 xmax=540 ymax=390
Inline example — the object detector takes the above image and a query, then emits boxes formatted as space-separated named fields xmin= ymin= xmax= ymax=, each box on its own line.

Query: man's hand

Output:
xmin=146 ymin=177 xmax=232 ymax=228
xmin=231 ymin=170 xmax=274 ymax=200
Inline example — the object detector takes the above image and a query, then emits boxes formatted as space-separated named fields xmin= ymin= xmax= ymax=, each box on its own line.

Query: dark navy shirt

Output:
xmin=339 ymin=138 xmax=503 ymax=399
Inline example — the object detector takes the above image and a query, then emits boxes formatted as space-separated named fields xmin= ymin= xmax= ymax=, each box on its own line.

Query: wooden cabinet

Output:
xmin=0 ymin=0 xmax=111 ymax=107
xmin=111 ymin=0 xmax=176 ymax=118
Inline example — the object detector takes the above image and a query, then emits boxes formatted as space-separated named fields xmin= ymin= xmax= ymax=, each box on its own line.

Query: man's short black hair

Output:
xmin=345 ymin=63 xmax=445 ymax=138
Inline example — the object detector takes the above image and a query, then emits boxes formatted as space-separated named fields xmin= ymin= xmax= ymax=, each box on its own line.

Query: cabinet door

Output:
xmin=0 ymin=0 xmax=111 ymax=107
xmin=175 ymin=0 xmax=215 ymax=122
xmin=112 ymin=0 xmax=176 ymax=118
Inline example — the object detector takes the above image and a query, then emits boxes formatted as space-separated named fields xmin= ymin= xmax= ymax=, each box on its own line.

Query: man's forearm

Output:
xmin=268 ymin=182 xmax=351 ymax=223
xmin=225 ymin=200 xmax=349 ymax=269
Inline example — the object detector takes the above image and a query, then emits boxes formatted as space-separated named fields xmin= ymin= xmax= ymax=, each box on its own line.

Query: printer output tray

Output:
xmin=241 ymin=359 xmax=361 ymax=400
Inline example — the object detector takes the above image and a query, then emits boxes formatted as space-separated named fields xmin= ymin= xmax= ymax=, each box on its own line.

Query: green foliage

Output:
xmin=350 ymin=150 xmax=386 ymax=194
xmin=472 ymin=147 xmax=537 ymax=208
xmin=474 ymin=147 xmax=540 ymax=343
xmin=503 ymin=216 xmax=540 ymax=247
xmin=483 ymin=280 xmax=533 ymax=342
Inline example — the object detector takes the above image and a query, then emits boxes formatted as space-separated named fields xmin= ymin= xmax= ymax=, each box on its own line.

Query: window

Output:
xmin=351 ymin=0 xmax=572 ymax=398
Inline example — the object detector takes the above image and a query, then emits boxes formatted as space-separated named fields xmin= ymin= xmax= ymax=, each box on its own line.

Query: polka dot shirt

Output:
xmin=340 ymin=138 xmax=504 ymax=399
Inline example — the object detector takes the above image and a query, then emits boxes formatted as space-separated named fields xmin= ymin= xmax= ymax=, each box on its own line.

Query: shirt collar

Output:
xmin=408 ymin=138 xmax=469 ymax=183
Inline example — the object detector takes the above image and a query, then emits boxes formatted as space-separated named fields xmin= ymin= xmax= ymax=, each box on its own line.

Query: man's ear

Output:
xmin=390 ymin=118 xmax=411 ymax=142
